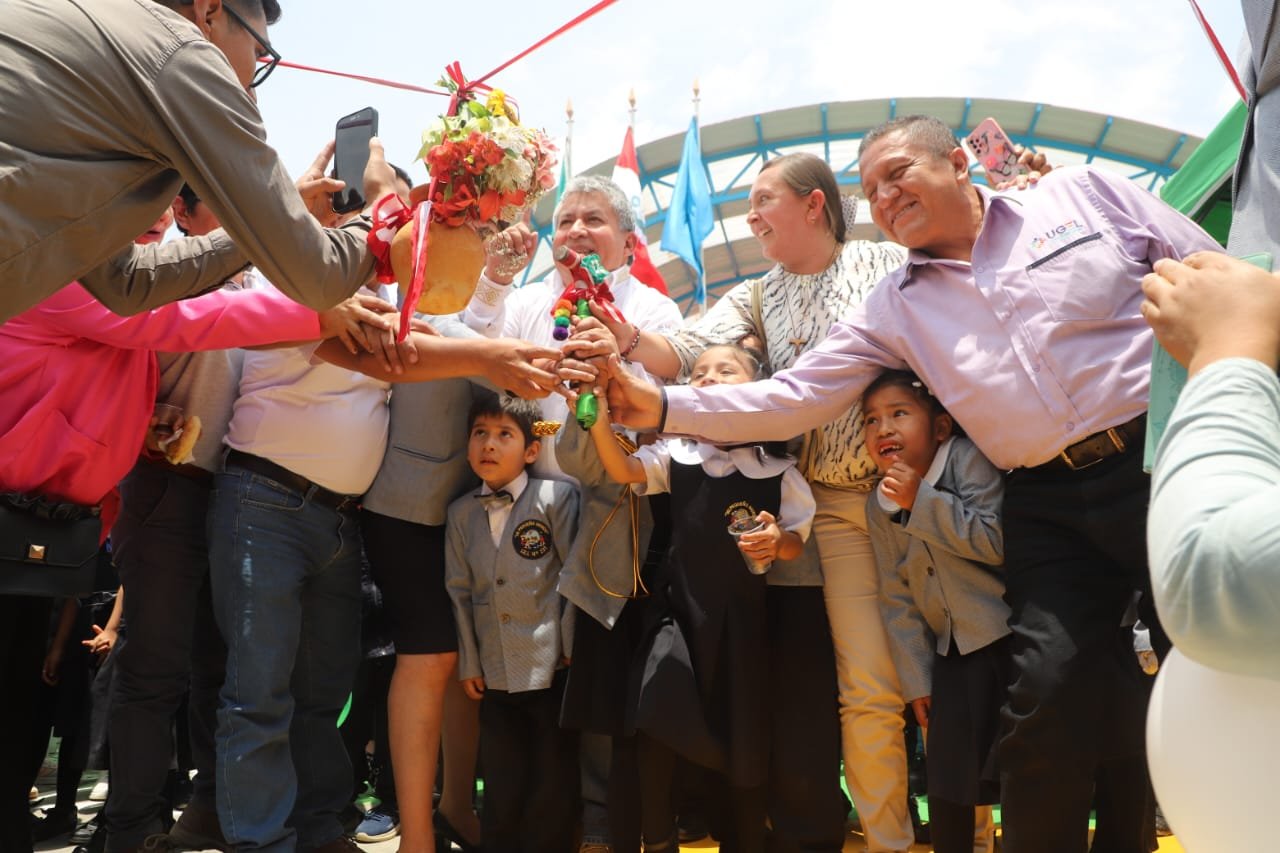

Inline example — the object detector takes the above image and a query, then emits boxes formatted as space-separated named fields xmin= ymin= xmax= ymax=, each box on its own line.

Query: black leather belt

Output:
xmin=1039 ymin=414 xmax=1146 ymax=472
xmin=224 ymin=449 xmax=361 ymax=512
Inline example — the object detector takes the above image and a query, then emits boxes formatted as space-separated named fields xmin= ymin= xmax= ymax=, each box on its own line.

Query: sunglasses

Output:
xmin=222 ymin=3 xmax=281 ymax=89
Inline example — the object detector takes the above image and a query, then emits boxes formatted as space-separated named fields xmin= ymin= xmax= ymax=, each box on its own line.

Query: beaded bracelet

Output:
xmin=619 ymin=326 xmax=642 ymax=361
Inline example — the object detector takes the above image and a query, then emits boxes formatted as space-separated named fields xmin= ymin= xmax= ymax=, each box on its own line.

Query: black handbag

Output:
xmin=0 ymin=493 xmax=102 ymax=597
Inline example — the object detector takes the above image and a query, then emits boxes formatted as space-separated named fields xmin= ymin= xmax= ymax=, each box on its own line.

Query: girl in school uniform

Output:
xmin=861 ymin=369 xmax=1011 ymax=853
xmin=588 ymin=343 xmax=816 ymax=853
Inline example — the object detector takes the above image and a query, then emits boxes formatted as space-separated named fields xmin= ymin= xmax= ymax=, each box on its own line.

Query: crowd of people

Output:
xmin=4 ymin=2 xmax=1280 ymax=853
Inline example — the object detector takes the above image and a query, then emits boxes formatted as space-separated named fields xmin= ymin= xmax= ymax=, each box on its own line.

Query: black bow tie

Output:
xmin=476 ymin=490 xmax=513 ymax=510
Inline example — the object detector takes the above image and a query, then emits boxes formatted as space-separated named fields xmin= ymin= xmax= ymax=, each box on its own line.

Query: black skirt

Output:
xmin=925 ymin=635 xmax=1013 ymax=806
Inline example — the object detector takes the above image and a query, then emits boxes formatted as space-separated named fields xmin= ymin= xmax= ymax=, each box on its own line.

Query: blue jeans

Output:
xmin=208 ymin=463 xmax=363 ymax=853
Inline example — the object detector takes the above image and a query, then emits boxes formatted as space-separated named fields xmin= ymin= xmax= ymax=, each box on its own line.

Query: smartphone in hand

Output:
xmin=965 ymin=117 xmax=1023 ymax=187
xmin=332 ymin=107 xmax=379 ymax=214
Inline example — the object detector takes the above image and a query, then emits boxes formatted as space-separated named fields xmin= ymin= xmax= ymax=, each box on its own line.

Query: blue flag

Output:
xmin=661 ymin=117 xmax=714 ymax=307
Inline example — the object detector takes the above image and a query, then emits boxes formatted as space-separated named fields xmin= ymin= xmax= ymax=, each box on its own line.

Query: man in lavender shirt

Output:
xmin=603 ymin=115 xmax=1220 ymax=853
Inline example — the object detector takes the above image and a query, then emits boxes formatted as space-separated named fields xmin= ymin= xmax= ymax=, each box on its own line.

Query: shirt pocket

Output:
xmin=1025 ymin=232 xmax=1126 ymax=322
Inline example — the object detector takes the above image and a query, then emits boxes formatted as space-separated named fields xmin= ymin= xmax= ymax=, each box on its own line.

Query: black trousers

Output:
xmin=764 ymin=586 xmax=846 ymax=853
xmin=997 ymin=450 xmax=1165 ymax=853
xmin=105 ymin=463 xmax=226 ymax=850
xmin=479 ymin=670 xmax=579 ymax=853
xmin=0 ymin=594 xmax=52 ymax=853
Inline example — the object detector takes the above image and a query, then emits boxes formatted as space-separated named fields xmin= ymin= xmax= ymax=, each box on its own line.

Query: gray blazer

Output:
xmin=445 ymin=478 xmax=578 ymax=693
xmin=1228 ymin=0 xmax=1280 ymax=257
xmin=362 ymin=315 xmax=486 ymax=526
xmin=554 ymin=423 xmax=654 ymax=629
xmin=866 ymin=436 xmax=1010 ymax=702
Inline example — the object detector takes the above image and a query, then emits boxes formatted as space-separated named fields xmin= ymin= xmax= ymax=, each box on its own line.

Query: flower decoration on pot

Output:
xmin=379 ymin=69 xmax=558 ymax=330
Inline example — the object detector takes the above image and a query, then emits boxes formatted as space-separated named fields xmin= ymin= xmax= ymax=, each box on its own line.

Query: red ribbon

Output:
xmin=367 ymin=193 xmax=412 ymax=284
xmin=268 ymin=59 xmax=449 ymax=96
xmin=1185 ymin=0 xmax=1248 ymax=102
xmin=398 ymin=200 xmax=436 ymax=340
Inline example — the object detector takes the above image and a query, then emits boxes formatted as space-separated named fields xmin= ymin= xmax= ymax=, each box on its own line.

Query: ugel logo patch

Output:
xmin=1029 ymin=218 xmax=1088 ymax=252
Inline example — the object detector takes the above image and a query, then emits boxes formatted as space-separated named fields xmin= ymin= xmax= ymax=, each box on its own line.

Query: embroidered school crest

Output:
xmin=724 ymin=500 xmax=759 ymax=527
xmin=512 ymin=519 xmax=552 ymax=560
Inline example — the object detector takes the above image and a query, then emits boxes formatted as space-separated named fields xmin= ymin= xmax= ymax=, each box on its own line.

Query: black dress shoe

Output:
xmin=32 ymin=807 xmax=78 ymax=842
xmin=433 ymin=811 xmax=481 ymax=852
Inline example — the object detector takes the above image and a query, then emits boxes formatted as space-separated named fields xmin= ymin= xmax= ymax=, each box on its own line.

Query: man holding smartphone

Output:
xmin=0 ymin=0 xmax=398 ymax=322
xmin=601 ymin=115 xmax=1222 ymax=853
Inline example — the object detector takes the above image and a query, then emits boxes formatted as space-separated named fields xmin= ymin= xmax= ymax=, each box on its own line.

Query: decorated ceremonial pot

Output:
xmin=392 ymin=84 xmax=558 ymax=318
xmin=390 ymin=190 xmax=490 ymax=315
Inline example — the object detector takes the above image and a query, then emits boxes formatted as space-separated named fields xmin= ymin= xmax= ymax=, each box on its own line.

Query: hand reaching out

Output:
xmin=1141 ymin=251 xmax=1280 ymax=375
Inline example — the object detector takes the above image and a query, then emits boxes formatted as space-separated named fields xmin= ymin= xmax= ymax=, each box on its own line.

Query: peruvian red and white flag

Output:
xmin=611 ymin=127 xmax=669 ymax=294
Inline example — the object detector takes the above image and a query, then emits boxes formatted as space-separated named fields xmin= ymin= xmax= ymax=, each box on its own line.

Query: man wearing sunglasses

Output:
xmin=0 ymin=0 xmax=397 ymax=324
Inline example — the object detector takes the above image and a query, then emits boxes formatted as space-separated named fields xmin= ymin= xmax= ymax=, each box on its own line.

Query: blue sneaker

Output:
xmin=353 ymin=808 xmax=400 ymax=844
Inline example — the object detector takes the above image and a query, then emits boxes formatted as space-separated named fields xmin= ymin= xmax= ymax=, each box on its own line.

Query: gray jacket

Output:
xmin=866 ymin=437 xmax=1009 ymax=702
xmin=554 ymin=423 xmax=654 ymax=629
xmin=1229 ymin=0 xmax=1280 ymax=257
xmin=1 ymin=0 xmax=373 ymax=321
xmin=362 ymin=316 xmax=487 ymax=526
xmin=362 ymin=379 xmax=481 ymax=526
xmin=445 ymin=478 xmax=578 ymax=692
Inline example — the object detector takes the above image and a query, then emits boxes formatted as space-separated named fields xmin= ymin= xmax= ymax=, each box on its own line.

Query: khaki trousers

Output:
xmin=810 ymin=482 xmax=913 ymax=853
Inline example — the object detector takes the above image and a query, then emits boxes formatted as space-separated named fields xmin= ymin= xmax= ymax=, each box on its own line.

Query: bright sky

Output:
xmin=256 ymin=0 xmax=1247 ymax=193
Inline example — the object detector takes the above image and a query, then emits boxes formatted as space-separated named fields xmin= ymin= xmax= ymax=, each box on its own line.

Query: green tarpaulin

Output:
xmin=1157 ymin=99 xmax=1247 ymax=245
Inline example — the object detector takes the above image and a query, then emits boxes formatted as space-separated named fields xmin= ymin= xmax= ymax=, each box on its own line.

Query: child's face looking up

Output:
xmin=467 ymin=413 xmax=539 ymax=491
xmin=689 ymin=347 xmax=755 ymax=389
xmin=863 ymin=385 xmax=953 ymax=478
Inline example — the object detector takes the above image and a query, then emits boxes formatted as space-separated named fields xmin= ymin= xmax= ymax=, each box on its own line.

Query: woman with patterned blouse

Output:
xmin=571 ymin=153 xmax=914 ymax=853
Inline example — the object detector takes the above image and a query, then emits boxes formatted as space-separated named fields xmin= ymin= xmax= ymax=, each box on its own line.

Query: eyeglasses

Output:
xmin=222 ymin=3 xmax=280 ymax=89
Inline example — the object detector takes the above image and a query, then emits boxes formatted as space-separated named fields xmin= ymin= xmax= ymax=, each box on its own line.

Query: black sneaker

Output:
xmin=72 ymin=822 xmax=107 ymax=853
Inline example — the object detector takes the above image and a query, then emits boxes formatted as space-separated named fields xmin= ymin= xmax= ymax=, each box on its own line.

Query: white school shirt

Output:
xmin=461 ymin=265 xmax=684 ymax=483
xmin=630 ymin=438 xmax=816 ymax=541
xmin=223 ymin=272 xmax=393 ymax=495
xmin=477 ymin=471 xmax=529 ymax=548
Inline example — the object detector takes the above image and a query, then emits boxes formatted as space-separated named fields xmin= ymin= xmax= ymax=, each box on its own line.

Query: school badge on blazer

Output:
xmin=513 ymin=519 xmax=552 ymax=560
xmin=724 ymin=500 xmax=759 ymax=527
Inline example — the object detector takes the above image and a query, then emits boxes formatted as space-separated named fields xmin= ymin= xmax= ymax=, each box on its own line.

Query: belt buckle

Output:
xmin=1106 ymin=427 xmax=1127 ymax=454
xmin=1058 ymin=427 xmax=1128 ymax=471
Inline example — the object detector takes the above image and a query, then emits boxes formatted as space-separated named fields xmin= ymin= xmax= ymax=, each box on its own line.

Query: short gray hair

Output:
xmin=554 ymin=175 xmax=636 ymax=233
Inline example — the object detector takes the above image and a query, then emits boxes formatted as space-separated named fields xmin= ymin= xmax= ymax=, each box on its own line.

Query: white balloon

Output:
xmin=1147 ymin=649 xmax=1280 ymax=852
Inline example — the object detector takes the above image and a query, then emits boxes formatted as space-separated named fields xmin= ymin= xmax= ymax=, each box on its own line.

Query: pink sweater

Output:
xmin=0 ymin=282 xmax=322 ymax=532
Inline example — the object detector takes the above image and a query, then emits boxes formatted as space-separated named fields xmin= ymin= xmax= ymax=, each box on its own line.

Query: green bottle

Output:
xmin=573 ymin=297 xmax=599 ymax=429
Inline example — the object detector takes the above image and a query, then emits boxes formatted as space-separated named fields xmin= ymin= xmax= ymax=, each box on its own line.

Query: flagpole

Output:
xmin=565 ymin=98 xmax=574 ymax=178
xmin=628 ymin=87 xmax=636 ymax=131
xmin=692 ymin=78 xmax=705 ymax=316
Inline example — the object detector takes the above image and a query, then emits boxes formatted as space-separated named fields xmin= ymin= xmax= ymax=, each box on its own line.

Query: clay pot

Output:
xmin=389 ymin=218 xmax=487 ymax=315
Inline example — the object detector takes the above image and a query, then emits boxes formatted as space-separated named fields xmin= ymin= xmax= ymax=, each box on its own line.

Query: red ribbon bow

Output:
xmin=367 ymin=193 xmax=412 ymax=285
xmin=556 ymin=280 xmax=626 ymax=325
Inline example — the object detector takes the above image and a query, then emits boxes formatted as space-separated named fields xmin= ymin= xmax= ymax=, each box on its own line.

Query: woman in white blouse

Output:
xmin=572 ymin=154 xmax=915 ymax=852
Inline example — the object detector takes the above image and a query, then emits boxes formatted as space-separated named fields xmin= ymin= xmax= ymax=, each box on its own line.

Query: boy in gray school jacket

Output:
xmin=861 ymin=370 xmax=1010 ymax=853
xmin=444 ymin=395 xmax=580 ymax=853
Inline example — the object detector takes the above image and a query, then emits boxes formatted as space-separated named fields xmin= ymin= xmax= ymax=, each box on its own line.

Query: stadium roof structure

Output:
xmin=518 ymin=96 xmax=1204 ymax=314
